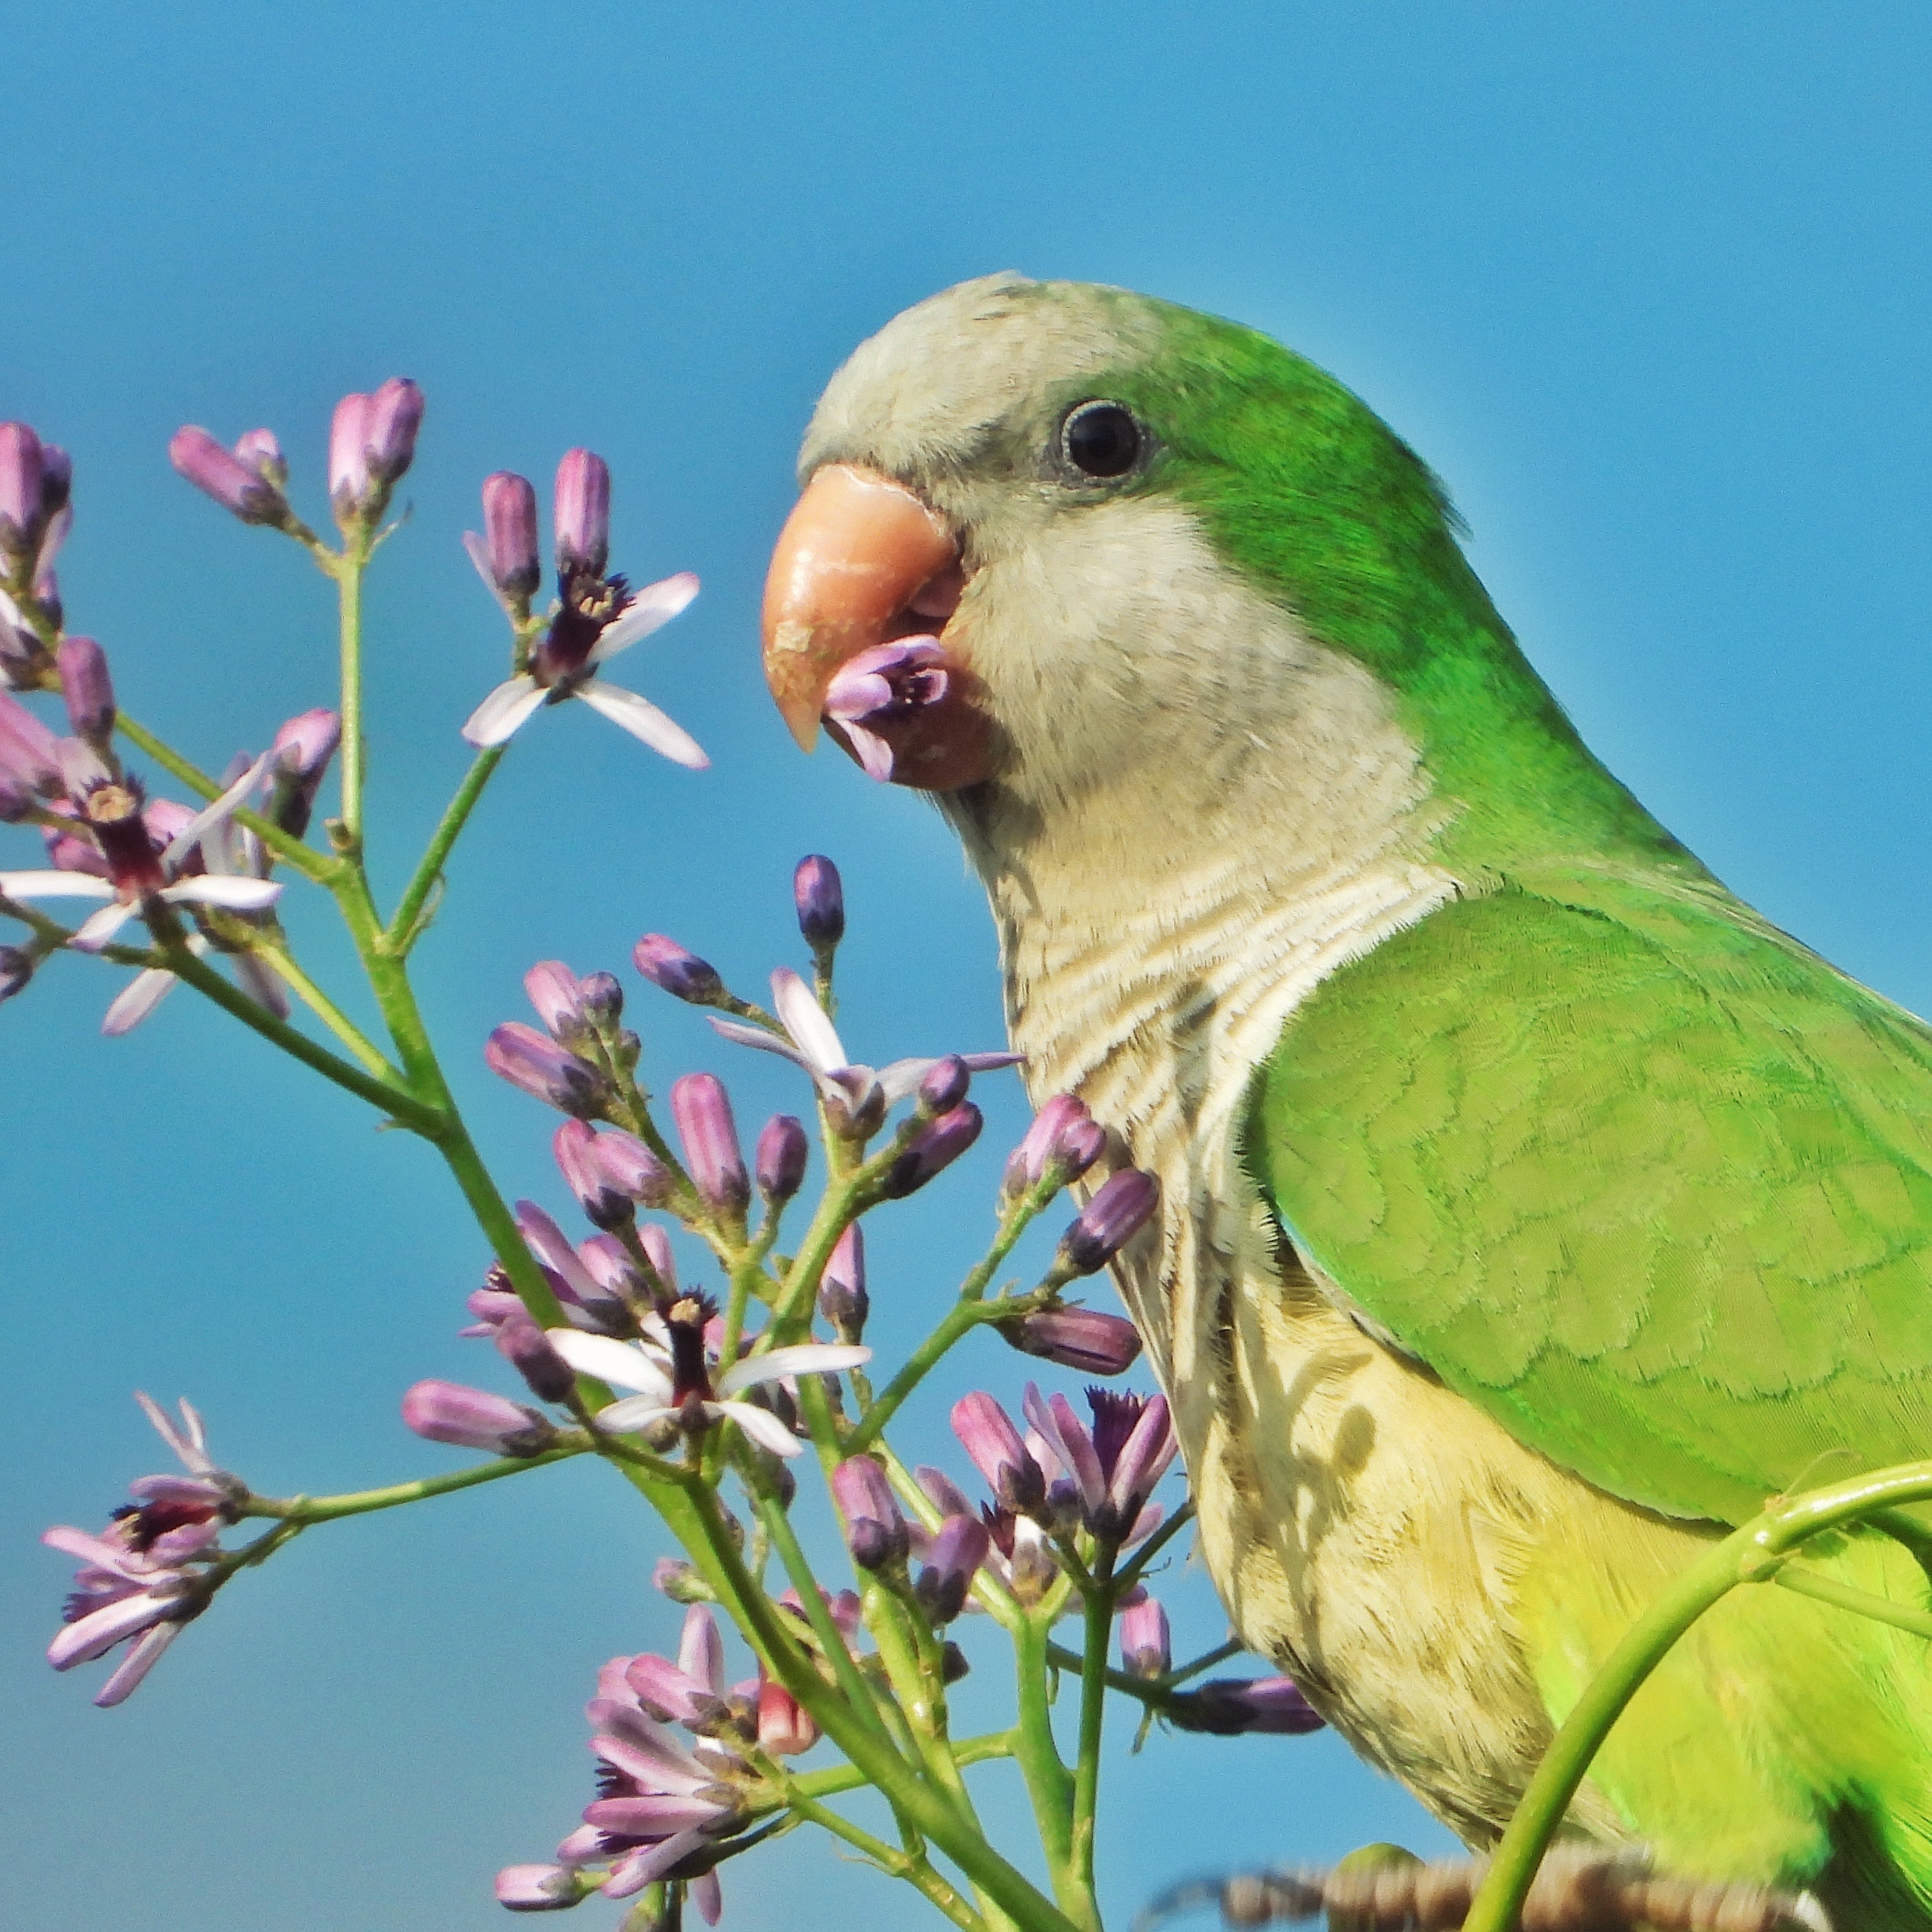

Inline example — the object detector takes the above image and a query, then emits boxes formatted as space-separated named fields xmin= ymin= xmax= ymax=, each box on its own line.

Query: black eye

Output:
xmin=1060 ymin=401 xmax=1143 ymax=481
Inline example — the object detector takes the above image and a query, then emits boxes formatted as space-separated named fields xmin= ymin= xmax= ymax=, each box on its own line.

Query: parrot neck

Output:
xmin=940 ymin=560 xmax=1459 ymax=1361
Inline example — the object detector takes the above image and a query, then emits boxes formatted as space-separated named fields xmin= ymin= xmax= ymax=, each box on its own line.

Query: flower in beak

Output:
xmin=709 ymin=966 xmax=1018 ymax=1139
xmin=460 ymin=451 xmax=707 ymax=766
xmin=546 ymin=1297 xmax=867 ymax=1458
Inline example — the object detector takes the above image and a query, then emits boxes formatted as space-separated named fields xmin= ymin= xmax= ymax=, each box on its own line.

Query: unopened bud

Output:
xmin=402 ymin=1379 xmax=557 ymax=1457
xmin=1056 ymin=1169 xmax=1159 ymax=1276
xmin=578 ymin=970 xmax=624 ymax=1027
xmin=1119 ymin=1591 xmax=1171 ymax=1679
xmin=0 ymin=422 xmax=44 ymax=556
xmin=1000 ymin=1305 xmax=1142 ymax=1375
xmin=233 ymin=428 xmax=288 ymax=487
xmin=265 ymin=708 xmax=340 ymax=838
xmin=792 ymin=854 xmax=845 ymax=950
xmin=364 ymin=377 xmax=424 ymax=484
xmin=632 ymin=932 xmax=725 ymax=1004
xmin=328 ymin=392 xmax=373 ymax=519
xmin=670 ymin=1073 xmax=749 ymax=1213
xmin=484 ymin=1022 xmax=608 ymax=1118
xmin=56 ymin=636 xmax=114 ymax=750
xmin=480 ymin=470 xmax=541 ymax=600
xmin=553 ymin=447 xmax=611 ymax=578
xmin=880 ymin=1103 xmax=981 ymax=1199
xmin=818 ymin=1223 xmax=867 ymax=1341
xmin=756 ymin=1113 xmax=808 ymax=1204
xmin=169 ymin=426 xmax=288 ymax=526
xmin=918 ymin=1055 xmax=970 ymax=1115
xmin=831 ymin=1454 xmax=907 ymax=1571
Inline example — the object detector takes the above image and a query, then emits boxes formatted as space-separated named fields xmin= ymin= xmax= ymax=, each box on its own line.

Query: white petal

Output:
xmin=161 ymin=752 xmax=274 ymax=872
xmin=707 ymin=1014 xmax=816 ymax=1069
xmin=573 ymin=681 xmax=709 ymax=769
xmin=594 ymin=1395 xmax=677 ymax=1435
xmin=163 ymin=876 xmax=284 ymax=912
xmin=714 ymin=1399 xmax=806 ymax=1458
xmin=770 ymin=966 xmax=847 ymax=1073
xmin=586 ymin=571 xmax=701 ymax=662
xmin=0 ymin=870 xmax=115 ymax=900
xmin=840 ymin=720 xmax=897 ymax=783
xmin=544 ymin=1328 xmax=672 ymax=1399
xmin=461 ymin=675 xmax=546 ymax=747
xmin=875 ymin=1057 xmax=940 ymax=1106
xmin=95 ymin=1619 xmax=181 ymax=1706
xmin=462 ymin=531 xmax=499 ymax=600
xmin=41 ymin=1524 xmax=152 ymax=1579
xmin=70 ymin=900 xmax=139 ymax=952
xmin=718 ymin=1343 xmax=870 ymax=1397
xmin=102 ymin=968 xmax=180 ymax=1036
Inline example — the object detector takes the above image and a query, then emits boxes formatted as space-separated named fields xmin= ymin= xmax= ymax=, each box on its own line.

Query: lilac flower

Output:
xmin=554 ymin=1118 xmax=673 ymax=1228
xmin=755 ymin=1114 xmax=807 ymax=1205
xmin=950 ymin=1392 xmax=1048 ymax=1512
xmin=999 ymin=1305 xmax=1143 ymax=1376
xmin=792 ymin=854 xmax=844 ymax=950
xmin=879 ymin=1101 xmax=983 ymax=1198
xmin=1023 ymin=1383 xmax=1178 ymax=1544
xmin=546 ymin=1298 xmax=867 ymax=1457
xmin=913 ymin=1515 xmax=991 ymax=1625
xmin=262 ymin=708 xmax=340 ymax=839
xmin=328 ymin=378 xmax=422 ymax=522
xmin=168 ymin=426 xmax=290 ymax=526
xmin=634 ymin=933 xmax=725 ymax=1004
xmin=41 ymin=1394 xmax=241 ymax=1707
xmin=824 ymin=638 xmax=950 ymax=783
xmin=1119 ymin=1590 xmax=1171 ymax=1679
xmin=57 ymin=635 xmax=114 ymax=750
xmin=709 ymin=966 xmax=1019 ymax=1140
xmin=1003 ymin=1094 xmax=1108 ymax=1199
xmin=460 ymin=449 xmax=704 ymax=760
xmin=465 ymin=471 xmax=542 ymax=607
xmin=831 ymin=1455 xmax=907 ymax=1570
xmin=485 ymin=1022 xmax=609 ymax=1118
xmin=671 ymin=1074 xmax=748 ymax=1214
xmin=402 ymin=1380 xmax=558 ymax=1456
xmin=817 ymin=1223 xmax=867 ymax=1341
xmin=1056 ymin=1169 xmax=1161 ymax=1276
xmin=1171 ymin=1676 xmax=1325 ymax=1737
xmin=0 ymin=749 xmax=280 ymax=952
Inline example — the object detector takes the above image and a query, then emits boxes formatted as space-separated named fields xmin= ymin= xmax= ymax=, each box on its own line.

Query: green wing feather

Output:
xmin=1246 ymin=862 xmax=1932 ymax=1525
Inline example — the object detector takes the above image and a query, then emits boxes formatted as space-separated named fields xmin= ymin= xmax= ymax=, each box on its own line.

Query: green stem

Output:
xmin=1012 ymin=1616 xmax=1081 ymax=1919
xmin=157 ymin=934 xmax=440 ymax=1128
xmin=786 ymin=1733 xmax=1012 ymax=1803
xmin=335 ymin=544 xmax=367 ymax=847
xmin=1463 ymin=1459 xmax=1932 ymax=1932
xmin=1067 ymin=1570 xmax=1113 ymax=1924
xmin=251 ymin=938 xmax=398 ymax=1078
xmin=241 ymin=1440 xmax=590 ymax=1522
xmin=773 ymin=1780 xmax=983 ymax=1932
xmin=387 ymin=744 xmax=507 ymax=950
xmin=115 ymin=714 xmax=336 ymax=885
xmin=1773 ymin=1563 xmax=1932 ymax=1640
xmin=684 ymin=1484 xmax=1083 ymax=1932
xmin=1112 ymin=1500 xmax=1195 ymax=1593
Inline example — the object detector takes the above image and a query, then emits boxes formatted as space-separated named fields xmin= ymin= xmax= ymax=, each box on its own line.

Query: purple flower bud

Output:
xmin=918 ymin=1055 xmax=971 ymax=1115
xmin=266 ymin=707 xmax=340 ymax=838
xmin=793 ymin=854 xmax=845 ymax=950
xmin=916 ymin=1465 xmax=976 ymax=1520
xmin=0 ymin=422 xmax=43 ymax=553
xmin=553 ymin=448 xmax=611 ymax=578
xmin=831 ymin=1455 xmax=907 ymax=1570
xmin=1119 ymin=1592 xmax=1171 ymax=1679
xmin=653 ymin=1557 xmax=714 ymax=1604
xmin=553 ymin=1118 xmax=629 ymax=1228
xmin=402 ymin=1379 xmax=557 ymax=1456
xmin=756 ymin=1113 xmax=808 ymax=1203
xmin=1000 ymin=1305 xmax=1143 ymax=1376
xmin=0 ymin=944 xmax=32 ymax=1000
xmin=168 ymin=426 xmax=288 ymax=526
xmin=632 ymin=932 xmax=725 ymax=1004
xmin=495 ymin=1864 xmax=582 ymax=1911
xmin=818 ymin=1223 xmax=867 ymax=1341
xmin=364 ymin=377 xmax=424 ymax=484
xmin=525 ymin=959 xmax=591 ymax=1043
xmin=914 ymin=1515 xmax=990 ymax=1625
xmin=38 ymin=443 xmax=71 ymax=518
xmin=1056 ymin=1169 xmax=1160 ymax=1276
xmin=1006 ymin=1094 xmax=1107 ymax=1198
xmin=1177 ymin=1675 xmax=1325 ymax=1737
xmin=480 ymin=470 xmax=541 ymax=600
xmin=671 ymin=1073 xmax=749 ymax=1214
xmin=485 ymin=1022 xmax=608 ymax=1118
xmin=880 ymin=1102 xmax=982 ymax=1199
xmin=951 ymin=1392 xmax=1045 ymax=1512
xmin=493 ymin=1311 xmax=578 ymax=1404
xmin=233 ymin=428 xmax=287 ymax=486
xmin=55 ymin=636 xmax=114 ymax=750
xmin=578 ymin=969 xmax=623 ymax=1027
xmin=328 ymin=392 xmax=373 ymax=517
xmin=758 ymin=1677 xmax=819 ymax=1756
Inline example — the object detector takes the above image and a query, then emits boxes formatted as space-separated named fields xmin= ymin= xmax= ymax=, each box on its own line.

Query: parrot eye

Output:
xmin=1058 ymin=402 xmax=1145 ymax=482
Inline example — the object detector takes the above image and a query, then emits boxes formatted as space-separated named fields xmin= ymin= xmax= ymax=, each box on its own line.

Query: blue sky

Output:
xmin=6 ymin=6 xmax=1931 ymax=1929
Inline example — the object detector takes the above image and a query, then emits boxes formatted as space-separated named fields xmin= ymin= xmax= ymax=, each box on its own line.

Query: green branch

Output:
xmin=387 ymin=744 xmax=506 ymax=951
xmin=241 ymin=1439 xmax=591 ymax=1523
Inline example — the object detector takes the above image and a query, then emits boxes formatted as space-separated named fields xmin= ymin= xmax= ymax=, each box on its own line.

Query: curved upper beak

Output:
xmin=761 ymin=464 xmax=960 ymax=751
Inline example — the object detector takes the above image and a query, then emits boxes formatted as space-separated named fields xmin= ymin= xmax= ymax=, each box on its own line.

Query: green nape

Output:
xmin=1099 ymin=295 xmax=1701 ymax=883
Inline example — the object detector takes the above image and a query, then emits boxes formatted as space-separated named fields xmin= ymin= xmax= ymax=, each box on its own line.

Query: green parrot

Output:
xmin=759 ymin=273 xmax=1932 ymax=1925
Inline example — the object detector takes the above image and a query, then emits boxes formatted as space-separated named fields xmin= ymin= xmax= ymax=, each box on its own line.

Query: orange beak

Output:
xmin=761 ymin=464 xmax=992 ymax=789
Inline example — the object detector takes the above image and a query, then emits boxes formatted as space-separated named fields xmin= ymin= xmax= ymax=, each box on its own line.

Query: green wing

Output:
xmin=1246 ymin=863 xmax=1932 ymax=1524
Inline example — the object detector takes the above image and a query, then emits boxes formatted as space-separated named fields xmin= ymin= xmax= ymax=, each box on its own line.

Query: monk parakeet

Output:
xmin=760 ymin=274 xmax=1932 ymax=1924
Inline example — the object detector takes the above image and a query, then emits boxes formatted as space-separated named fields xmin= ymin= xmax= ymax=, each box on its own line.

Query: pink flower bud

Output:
xmin=402 ymin=1379 xmax=556 ymax=1456
xmin=671 ymin=1073 xmax=748 ymax=1213
xmin=756 ymin=1113 xmax=808 ymax=1203
xmin=480 ymin=470 xmax=540 ymax=599
xmin=168 ymin=426 xmax=288 ymax=525
xmin=1000 ymin=1305 xmax=1142 ymax=1376
xmin=633 ymin=932 xmax=724 ymax=1004
xmin=484 ymin=1022 xmax=608 ymax=1118
xmin=56 ymin=636 xmax=114 ymax=749
xmin=233 ymin=428 xmax=288 ymax=486
xmin=880 ymin=1102 xmax=981 ymax=1199
xmin=328 ymin=392 xmax=373 ymax=517
xmin=0 ymin=422 xmax=44 ymax=553
xmin=1119 ymin=1592 xmax=1170 ymax=1679
xmin=553 ymin=447 xmax=611 ymax=578
xmin=364 ymin=377 xmax=424 ymax=484
xmin=756 ymin=1677 xmax=819 ymax=1755
xmin=1057 ymin=1169 xmax=1159 ymax=1275
xmin=793 ymin=854 xmax=845 ymax=949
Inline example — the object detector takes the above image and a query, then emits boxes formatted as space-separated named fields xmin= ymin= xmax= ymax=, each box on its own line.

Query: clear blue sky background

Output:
xmin=6 ymin=6 xmax=1931 ymax=1929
